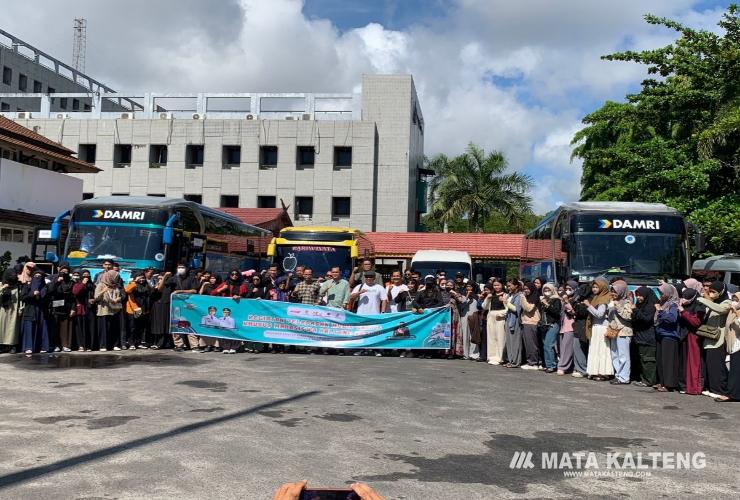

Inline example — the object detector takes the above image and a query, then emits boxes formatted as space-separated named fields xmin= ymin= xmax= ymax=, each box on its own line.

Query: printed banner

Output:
xmin=169 ymin=294 xmax=451 ymax=349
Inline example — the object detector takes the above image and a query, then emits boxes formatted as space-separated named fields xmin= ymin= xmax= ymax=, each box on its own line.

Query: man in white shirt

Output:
xmin=350 ymin=272 xmax=387 ymax=315
xmin=386 ymin=271 xmax=409 ymax=313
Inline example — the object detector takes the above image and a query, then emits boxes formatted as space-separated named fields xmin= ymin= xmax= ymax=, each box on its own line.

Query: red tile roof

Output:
xmin=367 ymin=232 xmax=523 ymax=260
xmin=0 ymin=116 xmax=74 ymax=154
xmin=218 ymin=208 xmax=293 ymax=236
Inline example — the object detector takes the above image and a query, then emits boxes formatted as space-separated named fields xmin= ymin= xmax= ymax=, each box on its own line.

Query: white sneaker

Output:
xmin=571 ymin=372 xmax=584 ymax=378
xmin=113 ymin=346 xmax=121 ymax=351
xmin=24 ymin=350 xmax=32 ymax=354
xmin=375 ymin=352 xmax=383 ymax=357
xmin=399 ymin=353 xmax=406 ymax=358
xmin=129 ymin=345 xmax=136 ymax=350
xmin=53 ymin=347 xmax=61 ymax=352
xmin=99 ymin=348 xmax=107 ymax=352
xmin=222 ymin=349 xmax=229 ymax=354
xmin=701 ymin=390 xmax=712 ymax=397
xmin=62 ymin=347 xmax=71 ymax=352
xmin=229 ymin=349 xmax=237 ymax=354
xmin=353 ymin=351 xmax=362 ymax=356
xmin=521 ymin=364 xmax=536 ymax=370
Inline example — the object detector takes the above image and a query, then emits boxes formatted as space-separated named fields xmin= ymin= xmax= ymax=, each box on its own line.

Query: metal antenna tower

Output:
xmin=72 ymin=18 xmax=87 ymax=72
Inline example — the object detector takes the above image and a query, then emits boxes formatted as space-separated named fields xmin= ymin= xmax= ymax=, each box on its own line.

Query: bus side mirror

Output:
xmin=694 ymin=231 xmax=705 ymax=253
xmin=163 ymin=227 xmax=174 ymax=245
xmin=351 ymin=245 xmax=359 ymax=259
xmin=267 ymin=243 xmax=276 ymax=257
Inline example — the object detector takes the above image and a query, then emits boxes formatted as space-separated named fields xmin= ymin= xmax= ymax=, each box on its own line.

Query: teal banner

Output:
xmin=170 ymin=294 xmax=451 ymax=349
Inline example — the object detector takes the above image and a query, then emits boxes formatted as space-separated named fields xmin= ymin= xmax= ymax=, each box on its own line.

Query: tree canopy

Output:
xmin=424 ymin=143 xmax=534 ymax=233
xmin=572 ymin=5 xmax=740 ymax=254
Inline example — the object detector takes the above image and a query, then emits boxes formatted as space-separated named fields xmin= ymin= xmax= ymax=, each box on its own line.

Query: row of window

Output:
xmin=0 ymin=227 xmax=34 ymax=244
xmin=78 ymin=144 xmax=353 ymax=169
xmin=84 ymin=193 xmax=352 ymax=220
xmin=1 ymin=66 xmax=92 ymax=112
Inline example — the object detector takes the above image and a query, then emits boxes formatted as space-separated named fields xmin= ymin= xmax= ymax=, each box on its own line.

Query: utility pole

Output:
xmin=72 ymin=18 xmax=86 ymax=72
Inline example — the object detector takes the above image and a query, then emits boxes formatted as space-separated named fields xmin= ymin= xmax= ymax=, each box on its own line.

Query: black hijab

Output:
xmin=634 ymin=286 xmax=658 ymax=311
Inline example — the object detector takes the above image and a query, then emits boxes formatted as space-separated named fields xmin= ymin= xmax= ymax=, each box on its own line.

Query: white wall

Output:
xmin=0 ymin=157 xmax=83 ymax=217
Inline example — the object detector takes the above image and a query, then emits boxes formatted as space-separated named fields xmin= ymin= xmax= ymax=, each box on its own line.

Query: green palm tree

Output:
xmin=427 ymin=143 xmax=533 ymax=232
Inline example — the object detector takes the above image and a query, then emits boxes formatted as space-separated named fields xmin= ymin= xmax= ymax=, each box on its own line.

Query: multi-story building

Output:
xmin=0 ymin=31 xmax=426 ymax=232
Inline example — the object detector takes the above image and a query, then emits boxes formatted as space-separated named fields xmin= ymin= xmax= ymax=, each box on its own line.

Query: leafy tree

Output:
xmin=572 ymin=5 xmax=740 ymax=255
xmin=425 ymin=143 xmax=534 ymax=232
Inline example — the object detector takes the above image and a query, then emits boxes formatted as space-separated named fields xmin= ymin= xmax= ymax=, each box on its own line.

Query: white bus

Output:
xmin=411 ymin=250 xmax=473 ymax=280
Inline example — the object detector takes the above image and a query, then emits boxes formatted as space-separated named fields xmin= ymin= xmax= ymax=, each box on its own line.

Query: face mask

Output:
xmin=177 ymin=268 xmax=187 ymax=276
xmin=71 ymin=275 xmax=80 ymax=282
xmin=543 ymin=291 xmax=553 ymax=297
xmin=566 ymin=289 xmax=574 ymax=296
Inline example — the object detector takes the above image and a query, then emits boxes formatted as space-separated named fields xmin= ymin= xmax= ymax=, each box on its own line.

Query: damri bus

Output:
xmin=520 ymin=202 xmax=697 ymax=287
xmin=46 ymin=196 xmax=271 ymax=281
xmin=267 ymin=226 xmax=374 ymax=279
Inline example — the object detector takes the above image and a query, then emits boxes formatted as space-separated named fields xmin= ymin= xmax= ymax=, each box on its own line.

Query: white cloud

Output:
xmin=0 ymin=0 xmax=728 ymax=213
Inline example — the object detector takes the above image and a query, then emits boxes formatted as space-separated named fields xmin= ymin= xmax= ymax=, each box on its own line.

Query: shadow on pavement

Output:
xmin=0 ymin=390 xmax=320 ymax=489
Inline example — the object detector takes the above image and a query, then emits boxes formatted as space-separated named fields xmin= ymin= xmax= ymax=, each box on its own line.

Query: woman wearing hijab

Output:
xmin=608 ymin=280 xmax=633 ymax=385
xmin=125 ymin=272 xmax=154 ymax=349
xmin=557 ymin=280 xmax=578 ymax=375
xmin=483 ymin=279 xmax=508 ymax=365
xmin=19 ymin=268 xmax=50 ymax=354
xmin=585 ymin=278 xmax=613 ymax=380
xmin=0 ymin=269 xmax=21 ymax=353
xmin=503 ymin=279 xmax=524 ymax=368
xmin=717 ymin=292 xmax=740 ymax=402
xmin=538 ymin=282 xmax=562 ymax=373
xmin=655 ymin=283 xmax=681 ymax=392
xmin=458 ymin=281 xmax=480 ymax=360
xmin=72 ymin=269 xmax=95 ymax=351
xmin=520 ymin=281 xmax=542 ymax=370
xmin=571 ymin=283 xmax=592 ymax=378
xmin=678 ymin=288 xmax=705 ymax=395
xmin=632 ymin=287 xmax=658 ymax=387
xmin=698 ymin=281 xmax=731 ymax=399
xmin=94 ymin=270 xmax=124 ymax=351
xmin=18 ymin=261 xmax=35 ymax=285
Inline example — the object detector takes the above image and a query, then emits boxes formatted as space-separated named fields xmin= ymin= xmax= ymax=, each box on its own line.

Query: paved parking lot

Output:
xmin=0 ymin=351 xmax=738 ymax=499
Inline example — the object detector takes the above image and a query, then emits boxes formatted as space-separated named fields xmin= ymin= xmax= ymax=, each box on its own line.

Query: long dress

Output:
xmin=586 ymin=304 xmax=614 ymax=377
xmin=459 ymin=297 xmax=480 ymax=360
xmin=505 ymin=294 xmax=523 ymax=366
xmin=483 ymin=295 xmax=507 ymax=364
xmin=0 ymin=287 xmax=20 ymax=347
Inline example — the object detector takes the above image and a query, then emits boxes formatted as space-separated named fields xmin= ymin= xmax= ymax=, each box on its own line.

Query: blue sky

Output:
xmin=3 ymin=0 xmax=734 ymax=213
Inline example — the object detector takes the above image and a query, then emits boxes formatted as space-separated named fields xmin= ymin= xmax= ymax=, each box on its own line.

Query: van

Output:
xmin=691 ymin=254 xmax=740 ymax=289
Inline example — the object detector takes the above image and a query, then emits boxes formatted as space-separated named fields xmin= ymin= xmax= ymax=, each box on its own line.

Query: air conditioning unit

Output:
xmin=55 ymin=113 xmax=70 ymax=119
xmin=297 ymin=214 xmax=312 ymax=221
xmin=17 ymin=112 xmax=32 ymax=119
xmin=159 ymin=112 xmax=172 ymax=119
xmin=302 ymin=114 xmax=311 ymax=120
xmin=192 ymin=113 xmax=204 ymax=120
xmin=245 ymin=114 xmax=254 ymax=120
xmin=120 ymin=112 xmax=134 ymax=119
xmin=285 ymin=116 xmax=294 ymax=120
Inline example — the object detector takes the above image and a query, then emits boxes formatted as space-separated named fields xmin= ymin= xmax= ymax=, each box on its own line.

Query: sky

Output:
xmin=1 ymin=0 xmax=732 ymax=213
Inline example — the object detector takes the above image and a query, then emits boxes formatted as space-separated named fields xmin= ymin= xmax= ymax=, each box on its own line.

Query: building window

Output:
xmin=184 ymin=194 xmax=202 ymax=203
xmin=259 ymin=146 xmax=278 ymax=168
xmin=149 ymin=145 xmax=168 ymax=167
xmin=220 ymin=195 xmax=239 ymax=208
xmin=332 ymin=197 xmax=351 ymax=219
xmin=222 ymin=145 xmax=241 ymax=168
xmin=0 ymin=228 xmax=11 ymax=242
xmin=334 ymin=147 xmax=352 ymax=169
xmin=60 ymin=98 xmax=68 ymax=110
xmin=48 ymin=87 xmax=55 ymax=94
xmin=185 ymin=145 xmax=204 ymax=168
xmin=112 ymin=193 xmax=129 ymax=196
xmin=149 ymin=193 xmax=166 ymax=197
xmin=18 ymin=74 xmax=27 ymax=92
xmin=72 ymin=99 xmax=80 ymax=111
xmin=27 ymin=230 xmax=34 ymax=243
xmin=33 ymin=80 xmax=42 ymax=93
xmin=295 ymin=197 xmax=314 ymax=221
xmin=113 ymin=144 xmax=132 ymax=168
xmin=78 ymin=144 xmax=96 ymax=163
xmin=296 ymin=146 xmax=315 ymax=169
xmin=258 ymin=196 xmax=276 ymax=208
xmin=84 ymin=103 xmax=91 ymax=111
xmin=82 ymin=192 xmax=94 ymax=200
xmin=0 ymin=102 xmax=9 ymax=111
xmin=2 ymin=67 xmax=11 ymax=85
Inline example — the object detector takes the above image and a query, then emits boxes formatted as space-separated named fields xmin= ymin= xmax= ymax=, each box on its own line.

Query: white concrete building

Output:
xmin=0 ymin=30 xmax=426 ymax=232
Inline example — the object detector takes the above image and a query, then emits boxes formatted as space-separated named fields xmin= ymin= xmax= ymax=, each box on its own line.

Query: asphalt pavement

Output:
xmin=0 ymin=351 xmax=738 ymax=499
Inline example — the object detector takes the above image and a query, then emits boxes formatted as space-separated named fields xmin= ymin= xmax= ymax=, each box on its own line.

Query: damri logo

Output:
xmin=92 ymin=209 xmax=146 ymax=220
xmin=598 ymin=218 xmax=661 ymax=230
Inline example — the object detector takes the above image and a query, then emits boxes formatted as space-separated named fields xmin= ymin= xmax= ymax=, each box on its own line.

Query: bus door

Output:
xmin=166 ymin=231 xmax=206 ymax=271
xmin=30 ymin=228 xmax=61 ymax=275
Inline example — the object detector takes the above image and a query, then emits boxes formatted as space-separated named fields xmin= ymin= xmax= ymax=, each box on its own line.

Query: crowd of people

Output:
xmin=1 ymin=257 xmax=738 ymax=402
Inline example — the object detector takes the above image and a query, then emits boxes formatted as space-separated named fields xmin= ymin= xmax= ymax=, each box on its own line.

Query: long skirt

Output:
xmin=703 ymin=347 xmax=728 ymax=396
xmin=505 ymin=321 xmax=523 ymax=366
xmin=728 ymin=350 xmax=740 ymax=400
xmin=637 ymin=344 xmax=657 ymax=386
xmin=657 ymin=337 xmax=679 ymax=389
xmin=486 ymin=310 xmax=507 ymax=364
xmin=557 ymin=330 xmax=574 ymax=372
xmin=684 ymin=332 xmax=703 ymax=395
xmin=21 ymin=317 xmax=49 ymax=353
xmin=460 ymin=312 xmax=480 ymax=360
xmin=587 ymin=324 xmax=614 ymax=377
xmin=449 ymin=307 xmax=464 ymax=357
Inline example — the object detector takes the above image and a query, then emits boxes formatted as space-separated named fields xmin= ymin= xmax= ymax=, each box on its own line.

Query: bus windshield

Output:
xmin=65 ymin=223 xmax=164 ymax=263
xmin=275 ymin=245 xmax=352 ymax=278
xmin=412 ymin=261 xmax=472 ymax=280
xmin=570 ymin=233 xmax=687 ymax=277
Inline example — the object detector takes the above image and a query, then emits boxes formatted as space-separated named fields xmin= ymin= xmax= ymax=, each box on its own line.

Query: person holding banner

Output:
xmin=350 ymin=272 xmax=388 ymax=357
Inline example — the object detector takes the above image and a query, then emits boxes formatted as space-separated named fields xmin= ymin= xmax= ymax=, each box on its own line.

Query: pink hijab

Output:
xmin=682 ymin=278 xmax=703 ymax=295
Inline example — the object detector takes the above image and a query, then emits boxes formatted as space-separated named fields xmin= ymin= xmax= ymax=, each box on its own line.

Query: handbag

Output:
xmin=605 ymin=325 xmax=620 ymax=339
xmin=695 ymin=324 xmax=720 ymax=340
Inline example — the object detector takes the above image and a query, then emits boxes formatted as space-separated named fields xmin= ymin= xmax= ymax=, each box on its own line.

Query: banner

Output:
xmin=169 ymin=294 xmax=451 ymax=349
